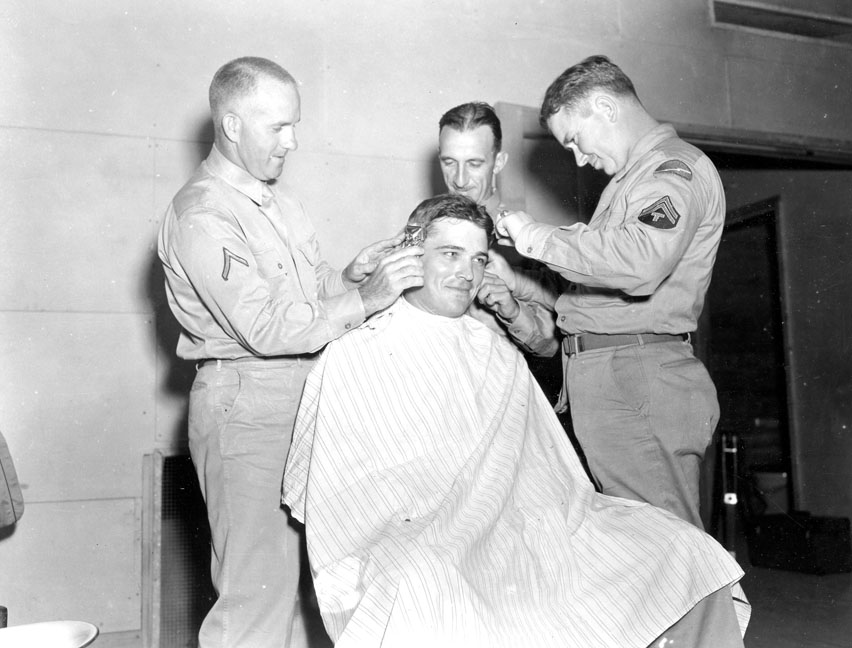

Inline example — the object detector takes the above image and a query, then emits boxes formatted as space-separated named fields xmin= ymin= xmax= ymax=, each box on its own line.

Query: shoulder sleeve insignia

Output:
xmin=654 ymin=159 xmax=692 ymax=181
xmin=638 ymin=196 xmax=681 ymax=230
xmin=222 ymin=247 xmax=249 ymax=281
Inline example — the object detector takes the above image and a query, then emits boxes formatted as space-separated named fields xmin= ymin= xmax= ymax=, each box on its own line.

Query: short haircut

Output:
xmin=407 ymin=194 xmax=494 ymax=246
xmin=539 ymin=55 xmax=639 ymax=128
xmin=209 ymin=56 xmax=296 ymax=123
xmin=439 ymin=102 xmax=502 ymax=152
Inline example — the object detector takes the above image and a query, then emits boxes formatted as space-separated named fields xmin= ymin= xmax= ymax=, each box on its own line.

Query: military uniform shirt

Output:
xmin=158 ymin=145 xmax=365 ymax=360
xmin=513 ymin=123 xmax=724 ymax=336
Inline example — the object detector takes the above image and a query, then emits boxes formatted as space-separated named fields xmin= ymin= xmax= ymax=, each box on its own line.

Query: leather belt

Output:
xmin=196 ymin=355 xmax=317 ymax=370
xmin=564 ymin=332 xmax=689 ymax=356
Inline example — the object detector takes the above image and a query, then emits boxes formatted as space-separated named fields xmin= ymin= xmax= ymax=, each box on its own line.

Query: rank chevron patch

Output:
xmin=638 ymin=196 xmax=681 ymax=229
xmin=222 ymin=247 xmax=249 ymax=281
xmin=654 ymin=159 xmax=693 ymax=181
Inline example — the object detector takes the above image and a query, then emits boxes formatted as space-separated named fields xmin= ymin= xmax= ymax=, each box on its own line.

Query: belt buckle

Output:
xmin=565 ymin=334 xmax=581 ymax=357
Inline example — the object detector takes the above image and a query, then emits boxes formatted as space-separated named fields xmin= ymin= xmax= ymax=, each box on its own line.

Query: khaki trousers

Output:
xmin=650 ymin=587 xmax=745 ymax=648
xmin=567 ymin=340 xmax=718 ymax=528
xmin=189 ymin=358 xmax=313 ymax=648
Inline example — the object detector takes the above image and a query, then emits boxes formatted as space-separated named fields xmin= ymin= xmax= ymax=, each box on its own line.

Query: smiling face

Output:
xmin=546 ymin=99 xmax=627 ymax=176
xmin=404 ymin=217 xmax=489 ymax=318
xmin=438 ymin=125 xmax=507 ymax=205
xmin=229 ymin=76 xmax=300 ymax=182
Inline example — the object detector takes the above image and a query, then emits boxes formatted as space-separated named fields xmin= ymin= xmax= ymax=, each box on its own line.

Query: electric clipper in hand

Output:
xmin=402 ymin=224 xmax=424 ymax=248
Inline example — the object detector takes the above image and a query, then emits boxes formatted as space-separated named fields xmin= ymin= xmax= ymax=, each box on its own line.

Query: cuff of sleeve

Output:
xmin=329 ymin=269 xmax=352 ymax=294
xmin=500 ymin=302 xmax=537 ymax=343
xmin=515 ymin=222 xmax=559 ymax=260
xmin=324 ymin=288 xmax=366 ymax=336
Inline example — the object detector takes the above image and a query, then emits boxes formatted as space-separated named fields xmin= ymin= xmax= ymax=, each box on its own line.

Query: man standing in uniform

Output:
xmin=437 ymin=102 xmax=558 ymax=357
xmin=496 ymin=55 xmax=725 ymax=529
xmin=158 ymin=56 xmax=423 ymax=648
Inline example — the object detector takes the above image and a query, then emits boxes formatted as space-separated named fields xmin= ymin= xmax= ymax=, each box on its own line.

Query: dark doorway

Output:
xmin=701 ymin=198 xmax=793 ymax=525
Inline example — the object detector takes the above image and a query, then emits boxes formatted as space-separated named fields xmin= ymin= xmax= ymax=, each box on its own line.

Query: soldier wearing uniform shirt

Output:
xmin=158 ymin=56 xmax=423 ymax=648
xmin=496 ymin=55 xmax=724 ymax=530
xmin=437 ymin=102 xmax=558 ymax=357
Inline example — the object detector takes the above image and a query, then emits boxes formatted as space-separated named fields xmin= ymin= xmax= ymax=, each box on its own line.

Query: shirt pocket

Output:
xmin=293 ymin=241 xmax=320 ymax=300
xmin=294 ymin=240 xmax=318 ymax=268
xmin=254 ymin=247 xmax=288 ymax=280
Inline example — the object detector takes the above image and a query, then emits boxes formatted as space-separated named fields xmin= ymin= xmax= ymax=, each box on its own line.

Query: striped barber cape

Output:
xmin=283 ymin=297 xmax=748 ymax=647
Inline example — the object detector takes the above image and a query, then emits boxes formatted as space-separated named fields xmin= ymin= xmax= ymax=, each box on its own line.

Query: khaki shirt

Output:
xmin=514 ymin=124 xmax=724 ymax=336
xmin=158 ymin=146 xmax=365 ymax=360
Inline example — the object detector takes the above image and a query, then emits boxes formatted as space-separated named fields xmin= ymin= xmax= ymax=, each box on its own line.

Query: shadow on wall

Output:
xmin=520 ymin=137 xmax=604 ymax=226
xmin=428 ymin=149 xmax=445 ymax=198
xmin=144 ymin=117 xmax=215 ymax=445
xmin=193 ymin=119 xmax=215 ymax=169
xmin=145 ymin=255 xmax=195 ymax=392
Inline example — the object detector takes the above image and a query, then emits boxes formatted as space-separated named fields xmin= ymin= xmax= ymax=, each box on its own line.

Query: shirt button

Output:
xmin=526 ymin=246 xmax=533 ymax=253
xmin=560 ymin=315 xmax=566 ymax=322
xmin=277 ymin=263 xmax=283 ymax=269
xmin=345 ymin=323 xmax=351 ymax=330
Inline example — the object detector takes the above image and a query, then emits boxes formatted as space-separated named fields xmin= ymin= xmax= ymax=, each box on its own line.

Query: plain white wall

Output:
xmin=2 ymin=0 xmax=852 ymax=642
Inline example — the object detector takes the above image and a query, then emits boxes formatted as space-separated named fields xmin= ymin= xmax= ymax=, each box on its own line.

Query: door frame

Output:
xmin=713 ymin=196 xmax=801 ymax=507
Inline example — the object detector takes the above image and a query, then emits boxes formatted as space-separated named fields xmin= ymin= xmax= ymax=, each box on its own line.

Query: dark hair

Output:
xmin=209 ymin=57 xmax=296 ymax=122
xmin=539 ymin=55 xmax=639 ymax=128
xmin=407 ymin=194 xmax=494 ymax=246
xmin=439 ymin=102 xmax=502 ymax=152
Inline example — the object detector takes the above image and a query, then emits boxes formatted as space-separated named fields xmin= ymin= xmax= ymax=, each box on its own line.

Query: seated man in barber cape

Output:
xmin=282 ymin=194 xmax=749 ymax=648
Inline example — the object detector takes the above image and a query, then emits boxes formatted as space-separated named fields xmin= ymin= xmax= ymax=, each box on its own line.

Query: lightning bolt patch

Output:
xmin=222 ymin=247 xmax=249 ymax=281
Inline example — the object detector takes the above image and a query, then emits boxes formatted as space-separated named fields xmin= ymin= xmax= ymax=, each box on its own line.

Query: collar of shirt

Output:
xmin=614 ymin=123 xmax=678 ymax=184
xmin=482 ymin=191 xmax=503 ymax=218
xmin=206 ymin=144 xmax=268 ymax=206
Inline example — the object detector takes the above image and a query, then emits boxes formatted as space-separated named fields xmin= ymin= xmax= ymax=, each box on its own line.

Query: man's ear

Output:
xmin=221 ymin=112 xmax=241 ymax=144
xmin=494 ymin=151 xmax=509 ymax=175
xmin=593 ymin=94 xmax=618 ymax=124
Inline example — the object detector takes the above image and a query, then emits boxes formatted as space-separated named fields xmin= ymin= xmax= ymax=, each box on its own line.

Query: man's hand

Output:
xmin=357 ymin=245 xmax=424 ymax=316
xmin=343 ymin=232 xmax=406 ymax=286
xmin=477 ymin=272 xmax=520 ymax=321
xmin=484 ymin=250 xmax=517 ymax=292
xmin=494 ymin=209 xmax=535 ymax=245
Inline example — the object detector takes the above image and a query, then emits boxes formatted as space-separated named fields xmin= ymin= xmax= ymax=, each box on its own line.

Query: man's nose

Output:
xmin=570 ymin=145 xmax=588 ymax=167
xmin=454 ymin=165 xmax=468 ymax=188
xmin=457 ymin=263 xmax=475 ymax=281
xmin=280 ymin=127 xmax=298 ymax=151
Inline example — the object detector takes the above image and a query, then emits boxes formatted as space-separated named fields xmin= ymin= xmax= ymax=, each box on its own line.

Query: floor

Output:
xmin=735 ymin=537 xmax=852 ymax=648
xmin=742 ymin=563 xmax=852 ymax=648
